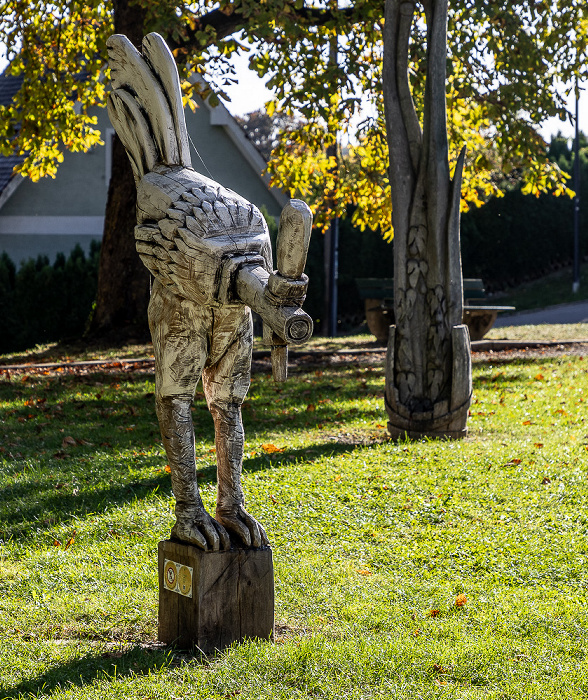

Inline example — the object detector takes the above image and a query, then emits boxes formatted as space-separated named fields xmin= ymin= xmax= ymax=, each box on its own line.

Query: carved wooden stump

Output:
xmin=158 ymin=540 xmax=274 ymax=653
xmin=385 ymin=324 xmax=472 ymax=440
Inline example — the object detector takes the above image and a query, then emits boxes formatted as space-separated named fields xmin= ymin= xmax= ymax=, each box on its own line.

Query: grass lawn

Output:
xmin=1 ymin=337 xmax=588 ymax=698
xmin=493 ymin=265 xmax=588 ymax=312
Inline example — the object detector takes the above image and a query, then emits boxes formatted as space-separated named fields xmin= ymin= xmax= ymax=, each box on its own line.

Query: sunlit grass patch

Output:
xmin=1 ymin=348 xmax=587 ymax=698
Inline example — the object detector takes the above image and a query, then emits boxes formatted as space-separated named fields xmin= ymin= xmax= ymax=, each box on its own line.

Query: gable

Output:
xmin=0 ymin=69 xmax=285 ymax=264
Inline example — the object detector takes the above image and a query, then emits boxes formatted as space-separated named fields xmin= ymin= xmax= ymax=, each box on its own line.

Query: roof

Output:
xmin=0 ymin=70 xmax=23 ymax=106
xmin=204 ymin=86 xmax=288 ymax=208
xmin=0 ymin=69 xmax=25 ymax=204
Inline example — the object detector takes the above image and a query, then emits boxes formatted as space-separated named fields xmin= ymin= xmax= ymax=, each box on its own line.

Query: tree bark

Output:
xmin=382 ymin=0 xmax=471 ymax=439
xmin=87 ymin=0 xmax=150 ymax=343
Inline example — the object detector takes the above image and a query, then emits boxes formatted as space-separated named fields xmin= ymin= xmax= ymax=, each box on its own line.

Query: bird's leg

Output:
xmin=210 ymin=402 xmax=269 ymax=548
xmin=156 ymin=395 xmax=230 ymax=551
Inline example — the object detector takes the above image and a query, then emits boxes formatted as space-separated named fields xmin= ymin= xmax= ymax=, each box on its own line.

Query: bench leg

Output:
xmin=463 ymin=310 xmax=498 ymax=341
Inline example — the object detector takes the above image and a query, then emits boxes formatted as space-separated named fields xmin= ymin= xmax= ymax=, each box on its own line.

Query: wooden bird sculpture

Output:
xmin=107 ymin=32 xmax=313 ymax=551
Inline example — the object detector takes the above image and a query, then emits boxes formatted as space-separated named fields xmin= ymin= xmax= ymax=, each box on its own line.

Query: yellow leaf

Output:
xmin=261 ymin=443 xmax=283 ymax=454
xmin=455 ymin=593 xmax=467 ymax=607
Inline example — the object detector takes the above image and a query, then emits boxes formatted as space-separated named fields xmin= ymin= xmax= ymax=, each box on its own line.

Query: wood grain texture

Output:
xmin=141 ymin=33 xmax=192 ymax=168
xmin=382 ymin=0 xmax=472 ymax=437
xmin=107 ymin=34 xmax=180 ymax=166
xmin=158 ymin=540 xmax=274 ymax=653
xmin=108 ymin=31 xmax=313 ymax=551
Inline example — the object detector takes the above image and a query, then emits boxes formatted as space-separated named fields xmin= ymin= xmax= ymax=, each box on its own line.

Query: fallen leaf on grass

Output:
xmin=268 ymin=495 xmax=280 ymax=504
xmin=535 ymin=373 xmax=544 ymax=381
xmin=63 ymin=532 xmax=76 ymax=550
xmin=542 ymin=476 xmax=552 ymax=484
xmin=306 ymin=403 xmax=316 ymax=412
xmin=357 ymin=569 xmax=372 ymax=576
xmin=433 ymin=664 xmax=447 ymax=674
xmin=508 ymin=458 xmax=522 ymax=465
xmin=261 ymin=443 xmax=284 ymax=454
xmin=455 ymin=593 xmax=467 ymax=607
xmin=62 ymin=436 xmax=93 ymax=448
xmin=522 ymin=420 xmax=533 ymax=425
xmin=429 ymin=609 xmax=440 ymax=618
xmin=534 ymin=442 xmax=544 ymax=448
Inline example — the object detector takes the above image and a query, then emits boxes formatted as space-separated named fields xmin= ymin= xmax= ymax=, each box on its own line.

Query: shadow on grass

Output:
xmin=0 ymin=472 xmax=171 ymax=541
xmin=0 ymin=643 xmax=176 ymax=700
xmin=0 ymin=365 xmax=383 ymax=458
xmin=0 ymin=437 xmax=369 ymax=542
xmin=0 ymin=359 xmax=385 ymax=541
xmin=473 ymin=372 xmax=528 ymax=387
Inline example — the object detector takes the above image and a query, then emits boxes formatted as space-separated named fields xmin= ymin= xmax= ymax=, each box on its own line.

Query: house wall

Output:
xmin=0 ymin=98 xmax=282 ymax=266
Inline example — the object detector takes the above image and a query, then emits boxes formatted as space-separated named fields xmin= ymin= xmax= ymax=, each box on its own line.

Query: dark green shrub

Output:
xmin=461 ymin=134 xmax=588 ymax=291
xmin=303 ymin=216 xmax=394 ymax=331
xmin=0 ymin=241 xmax=100 ymax=353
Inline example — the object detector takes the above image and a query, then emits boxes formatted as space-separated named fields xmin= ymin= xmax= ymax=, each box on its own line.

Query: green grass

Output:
xmin=1 ymin=341 xmax=588 ymax=698
xmin=493 ymin=264 xmax=588 ymax=312
xmin=0 ymin=334 xmax=380 ymax=367
xmin=486 ymin=323 xmax=588 ymax=341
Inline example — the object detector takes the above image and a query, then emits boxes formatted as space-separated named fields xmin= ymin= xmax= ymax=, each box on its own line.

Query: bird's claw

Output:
xmin=171 ymin=506 xmax=230 ymax=551
xmin=215 ymin=505 xmax=270 ymax=549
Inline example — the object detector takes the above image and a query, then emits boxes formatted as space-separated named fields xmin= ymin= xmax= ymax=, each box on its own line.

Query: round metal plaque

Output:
xmin=164 ymin=560 xmax=177 ymax=590
xmin=178 ymin=565 xmax=192 ymax=597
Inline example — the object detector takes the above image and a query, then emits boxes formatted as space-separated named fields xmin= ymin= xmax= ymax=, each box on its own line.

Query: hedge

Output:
xmin=0 ymin=242 xmax=100 ymax=353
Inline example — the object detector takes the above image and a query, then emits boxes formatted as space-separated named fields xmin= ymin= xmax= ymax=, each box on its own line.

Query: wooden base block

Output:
xmin=158 ymin=540 xmax=274 ymax=653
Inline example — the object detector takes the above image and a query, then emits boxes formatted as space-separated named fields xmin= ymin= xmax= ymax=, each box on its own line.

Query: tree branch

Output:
xmin=167 ymin=4 xmax=356 ymax=55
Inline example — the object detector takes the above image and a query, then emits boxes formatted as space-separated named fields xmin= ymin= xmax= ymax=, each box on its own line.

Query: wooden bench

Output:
xmin=355 ymin=278 xmax=514 ymax=343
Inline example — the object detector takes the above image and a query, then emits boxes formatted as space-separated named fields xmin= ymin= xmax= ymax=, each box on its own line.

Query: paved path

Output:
xmin=494 ymin=299 xmax=588 ymax=327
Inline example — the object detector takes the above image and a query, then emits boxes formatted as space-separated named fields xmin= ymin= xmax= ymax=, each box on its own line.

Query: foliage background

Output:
xmin=0 ymin=243 xmax=100 ymax=353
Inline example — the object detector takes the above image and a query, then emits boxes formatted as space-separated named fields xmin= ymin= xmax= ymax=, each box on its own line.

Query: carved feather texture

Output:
xmin=106 ymin=33 xmax=190 ymax=174
xmin=141 ymin=33 xmax=191 ymax=168
xmin=106 ymin=31 xmax=274 ymax=305
xmin=134 ymin=185 xmax=271 ymax=305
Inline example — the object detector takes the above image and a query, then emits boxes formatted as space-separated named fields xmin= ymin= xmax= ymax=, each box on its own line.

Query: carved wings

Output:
xmin=135 ymin=182 xmax=271 ymax=305
xmin=106 ymin=31 xmax=273 ymax=304
xmin=106 ymin=33 xmax=191 ymax=180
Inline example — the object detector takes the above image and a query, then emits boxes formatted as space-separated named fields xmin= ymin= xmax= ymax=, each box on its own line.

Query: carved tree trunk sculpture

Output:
xmin=382 ymin=0 xmax=472 ymax=439
xmin=106 ymin=32 xmax=313 ymax=550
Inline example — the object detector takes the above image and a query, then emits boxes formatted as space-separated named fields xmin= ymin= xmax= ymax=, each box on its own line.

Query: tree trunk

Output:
xmin=87 ymin=0 xmax=150 ymax=344
xmin=382 ymin=0 xmax=471 ymax=439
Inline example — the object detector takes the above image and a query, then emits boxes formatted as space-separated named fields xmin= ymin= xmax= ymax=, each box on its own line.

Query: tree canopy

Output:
xmin=1 ymin=0 xmax=586 ymax=237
